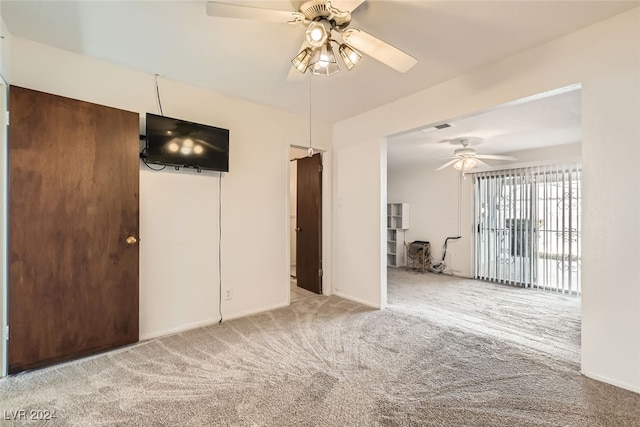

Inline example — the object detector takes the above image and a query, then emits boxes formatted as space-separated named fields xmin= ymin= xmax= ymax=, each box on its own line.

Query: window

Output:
xmin=474 ymin=165 xmax=581 ymax=293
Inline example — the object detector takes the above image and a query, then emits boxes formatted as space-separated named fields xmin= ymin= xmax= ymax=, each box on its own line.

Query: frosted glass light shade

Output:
xmin=291 ymin=47 xmax=313 ymax=73
xmin=453 ymin=158 xmax=477 ymax=171
xmin=310 ymin=42 xmax=339 ymax=76
xmin=339 ymin=44 xmax=361 ymax=70
xmin=305 ymin=22 xmax=329 ymax=48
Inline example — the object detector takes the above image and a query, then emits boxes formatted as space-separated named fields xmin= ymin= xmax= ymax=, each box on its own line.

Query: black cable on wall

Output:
xmin=218 ymin=171 xmax=223 ymax=324
xmin=140 ymin=74 xmax=167 ymax=171
xmin=154 ymin=74 xmax=164 ymax=117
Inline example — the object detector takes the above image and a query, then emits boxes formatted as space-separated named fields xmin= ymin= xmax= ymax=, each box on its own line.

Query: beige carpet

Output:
xmin=1 ymin=270 xmax=639 ymax=426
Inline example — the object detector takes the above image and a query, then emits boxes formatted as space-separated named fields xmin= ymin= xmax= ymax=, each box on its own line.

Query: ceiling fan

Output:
xmin=206 ymin=0 xmax=418 ymax=77
xmin=436 ymin=138 xmax=516 ymax=171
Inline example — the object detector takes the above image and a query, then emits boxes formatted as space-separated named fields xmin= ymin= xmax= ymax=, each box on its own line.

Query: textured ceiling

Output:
xmin=387 ymin=87 xmax=582 ymax=169
xmin=2 ymin=0 xmax=637 ymax=125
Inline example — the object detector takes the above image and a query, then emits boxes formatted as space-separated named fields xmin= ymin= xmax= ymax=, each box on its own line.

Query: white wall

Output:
xmin=387 ymin=142 xmax=582 ymax=278
xmin=8 ymin=37 xmax=332 ymax=341
xmin=0 ymin=16 xmax=10 ymax=80
xmin=333 ymin=139 xmax=387 ymax=307
xmin=334 ymin=8 xmax=640 ymax=393
xmin=387 ymin=167 xmax=474 ymax=277
xmin=289 ymin=160 xmax=297 ymax=268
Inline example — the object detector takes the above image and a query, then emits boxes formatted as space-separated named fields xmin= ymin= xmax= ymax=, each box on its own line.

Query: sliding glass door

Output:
xmin=474 ymin=165 xmax=581 ymax=293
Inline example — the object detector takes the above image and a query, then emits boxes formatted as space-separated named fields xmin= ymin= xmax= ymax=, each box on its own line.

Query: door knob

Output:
xmin=295 ymin=228 xmax=301 ymax=232
xmin=126 ymin=236 xmax=138 ymax=245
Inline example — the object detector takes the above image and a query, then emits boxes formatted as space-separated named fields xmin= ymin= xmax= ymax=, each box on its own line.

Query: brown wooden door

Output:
xmin=8 ymin=86 xmax=139 ymax=374
xmin=296 ymin=152 xmax=322 ymax=294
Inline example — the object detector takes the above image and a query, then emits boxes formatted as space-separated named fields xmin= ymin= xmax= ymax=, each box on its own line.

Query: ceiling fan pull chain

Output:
xmin=308 ymin=80 xmax=314 ymax=157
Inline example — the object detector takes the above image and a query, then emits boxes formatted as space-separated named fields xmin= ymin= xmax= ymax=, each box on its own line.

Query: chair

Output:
xmin=405 ymin=241 xmax=431 ymax=273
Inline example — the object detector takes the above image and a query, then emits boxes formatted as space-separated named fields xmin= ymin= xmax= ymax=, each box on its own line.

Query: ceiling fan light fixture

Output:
xmin=310 ymin=41 xmax=339 ymax=76
xmin=453 ymin=157 xmax=477 ymax=171
xmin=206 ymin=1 xmax=419 ymax=78
xmin=291 ymin=47 xmax=313 ymax=73
xmin=305 ymin=21 xmax=329 ymax=48
xmin=338 ymin=43 xmax=361 ymax=70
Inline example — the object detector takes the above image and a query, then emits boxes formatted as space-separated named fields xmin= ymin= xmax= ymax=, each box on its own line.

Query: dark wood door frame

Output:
xmin=295 ymin=151 xmax=323 ymax=295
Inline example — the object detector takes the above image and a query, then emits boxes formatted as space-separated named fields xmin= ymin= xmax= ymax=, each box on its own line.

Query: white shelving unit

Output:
xmin=387 ymin=203 xmax=409 ymax=267
xmin=387 ymin=228 xmax=405 ymax=267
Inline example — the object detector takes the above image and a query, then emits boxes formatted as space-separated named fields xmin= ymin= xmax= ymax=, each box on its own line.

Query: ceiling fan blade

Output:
xmin=436 ymin=159 xmax=458 ymax=171
xmin=476 ymin=154 xmax=517 ymax=161
xmin=342 ymin=28 xmax=417 ymax=73
xmin=474 ymin=158 xmax=490 ymax=169
xmin=330 ymin=0 xmax=366 ymax=13
xmin=206 ymin=1 xmax=304 ymax=23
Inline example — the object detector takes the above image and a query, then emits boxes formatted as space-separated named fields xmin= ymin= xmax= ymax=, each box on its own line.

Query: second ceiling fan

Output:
xmin=436 ymin=138 xmax=516 ymax=172
xmin=206 ymin=0 xmax=417 ymax=77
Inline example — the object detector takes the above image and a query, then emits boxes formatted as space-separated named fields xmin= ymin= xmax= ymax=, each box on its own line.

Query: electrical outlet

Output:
xmin=224 ymin=288 xmax=233 ymax=301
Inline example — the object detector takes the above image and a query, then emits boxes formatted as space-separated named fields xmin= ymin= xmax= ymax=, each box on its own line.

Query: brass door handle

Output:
xmin=126 ymin=236 xmax=138 ymax=245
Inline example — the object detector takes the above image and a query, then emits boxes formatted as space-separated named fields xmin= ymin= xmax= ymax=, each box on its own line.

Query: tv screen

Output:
xmin=145 ymin=113 xmax=229 ymax=172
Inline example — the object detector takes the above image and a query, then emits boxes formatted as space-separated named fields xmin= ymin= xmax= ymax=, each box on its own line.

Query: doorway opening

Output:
xmin=385 ymin=85 xmax=582 ymax=362
xmin=386 ymin=85 xmax=581 ymax=282
xmin=289 ymin=146 xmax=323 ymax=302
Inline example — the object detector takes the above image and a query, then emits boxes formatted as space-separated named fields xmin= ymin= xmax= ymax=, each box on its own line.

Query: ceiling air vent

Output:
xmin=421 ymin=123 xmax=452 ymax=133
xmin=435 ymin=123 xmax=452 ymax=129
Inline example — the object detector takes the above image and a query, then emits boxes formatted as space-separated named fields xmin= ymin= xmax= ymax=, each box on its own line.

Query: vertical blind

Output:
xmin=474 ymin=164 xmax=581 ymax=294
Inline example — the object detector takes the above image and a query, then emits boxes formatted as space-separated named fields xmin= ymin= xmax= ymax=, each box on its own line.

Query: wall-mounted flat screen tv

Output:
xmin=145 ymin=113 xmax=229 ymax=172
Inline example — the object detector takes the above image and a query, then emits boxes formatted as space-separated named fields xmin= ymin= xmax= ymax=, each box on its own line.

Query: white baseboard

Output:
xmin=139 ymin=301 xmax=290 ymax=342
xmin=140 ymin=318 xmax=222 ymax=341
xmin=332 ymin=291 xmax=380 ymax=309
xmin=221 ymin=301 xmax=289 ymax=323
xmin=581 ymin=369 xmax=640 ymax=394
